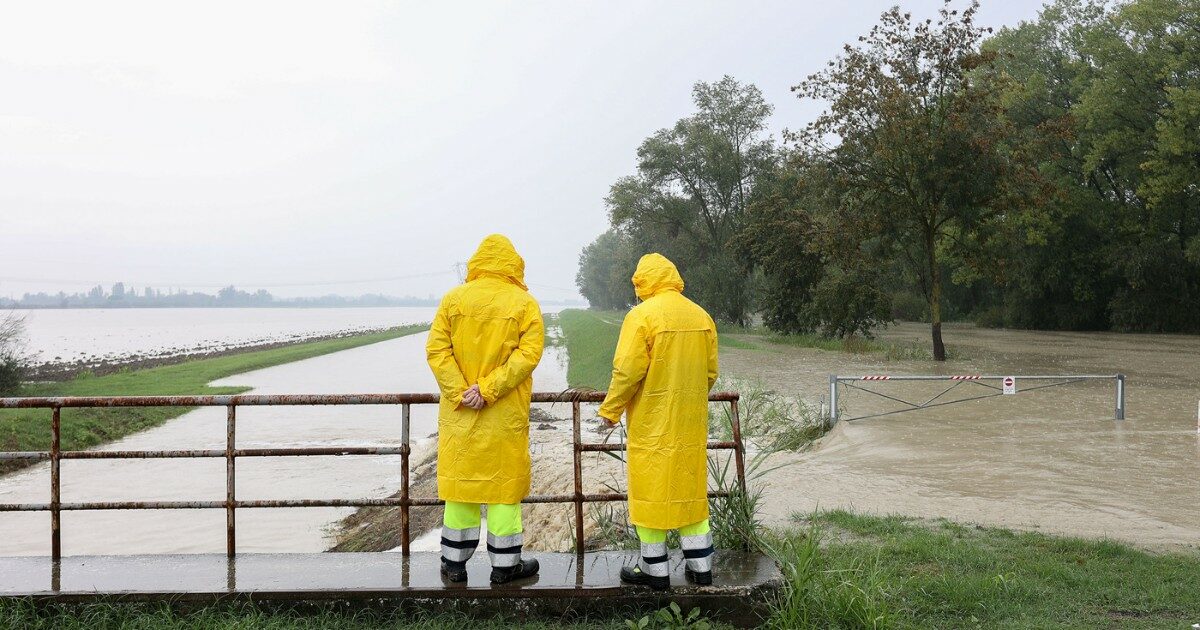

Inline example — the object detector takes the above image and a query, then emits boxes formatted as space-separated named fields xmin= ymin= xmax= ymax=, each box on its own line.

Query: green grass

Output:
xmin=0 ymin=601 xmax=658 ymax=629
xmin=557 ymin=309 xmax=764 ymax=389
xmin=0 ymin=324 xmax=427 ymax=471
xmin=764 ymin=511 xmax=1200 ymax=629
xmin=557 ymin=309 xmax=625 ymax=389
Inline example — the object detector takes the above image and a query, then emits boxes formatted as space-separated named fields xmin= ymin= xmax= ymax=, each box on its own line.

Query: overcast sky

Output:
xmin=1 ymin=0 xmax=1047 ymax=303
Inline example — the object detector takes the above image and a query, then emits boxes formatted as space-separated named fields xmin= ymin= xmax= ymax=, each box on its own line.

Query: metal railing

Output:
xmin=0 ymin=391 xmax=744 ymax=560
xmin=828 ymin=374 xmax=1126 ymax=423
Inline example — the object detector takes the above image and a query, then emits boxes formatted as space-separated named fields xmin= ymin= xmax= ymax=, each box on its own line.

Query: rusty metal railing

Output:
xmin=0 ymin=392 xmax=744 ymax=560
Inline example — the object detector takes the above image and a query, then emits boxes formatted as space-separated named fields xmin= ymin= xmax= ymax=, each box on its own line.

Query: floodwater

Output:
xmin=18 ymin=307 xmax=440 ymax=367
xmin=723 ymin=322 xmax=1200 ymax=548
xmin=0 ymin=330 xmax=569 ymax=555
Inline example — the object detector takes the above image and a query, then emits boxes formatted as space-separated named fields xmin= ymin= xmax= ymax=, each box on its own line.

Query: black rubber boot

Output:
xmin=490 ymin=558 xmax=539 ymax=584
xmin=440 ymin=559 xmax=467 ymax=583
xmin=620 ymin=565 xmax=669 ymax=591
xmin=684 ymin=566 xmax=713 ymax=585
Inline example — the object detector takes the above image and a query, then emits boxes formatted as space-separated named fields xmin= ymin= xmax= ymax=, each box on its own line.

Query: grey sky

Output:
xmin=1 ymin=0 xmax=1046 ymax=303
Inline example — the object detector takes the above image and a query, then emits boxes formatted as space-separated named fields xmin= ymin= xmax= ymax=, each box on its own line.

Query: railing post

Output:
xmin=1115 ymin=373 xmax=1125 ymax=420
xmin=50 ymin=406 xmax=61 ymax=561
xmin=828 ymin=374 xmax=838 ymax=425
xmin=572 ymin=400 xmax=584 ymax=556
xmin=400 ymin=403 xmax=411 ymax=557
xmin=225 ymin=404 xmax=236 ymax=557
xmin=729 ymin=398 xmax=747 ymax=494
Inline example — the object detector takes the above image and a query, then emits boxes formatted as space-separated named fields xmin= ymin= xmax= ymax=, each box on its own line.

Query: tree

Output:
xmin=737 ymin=163 xmax=891 ymax=337
xmin=575 ymin=229 xmax=638 ymax=310
xmin=790 ymin=0 xmax=1042 ymax=359
xmin=605 ymin=76 xmax=776 ymax=325
xmin=985 ymin=0 xmax=1200 ymax=332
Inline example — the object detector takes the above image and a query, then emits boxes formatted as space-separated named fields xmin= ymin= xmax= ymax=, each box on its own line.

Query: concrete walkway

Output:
xmin=0 ymin=551 xmax=782 ymax=627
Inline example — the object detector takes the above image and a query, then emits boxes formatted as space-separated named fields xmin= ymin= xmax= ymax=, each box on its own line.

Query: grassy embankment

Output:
xmin=557 ymin=309 xmax=953 ymax=378
xmin=558 ymin=308 xmax=1200 ymax=628
xmin=0 ymin=324 xmax=427 ymax=473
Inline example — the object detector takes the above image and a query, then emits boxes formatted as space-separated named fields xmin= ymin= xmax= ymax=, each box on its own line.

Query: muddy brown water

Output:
xmin=723 ymin=322 xmax=1200 ymax=549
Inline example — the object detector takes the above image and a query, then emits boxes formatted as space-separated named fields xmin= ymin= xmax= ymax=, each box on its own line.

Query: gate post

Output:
xmin=1115 ymin=373 xmax=1125 ymax=420
xmin=828 ymin=375 xmax=838 ymax=426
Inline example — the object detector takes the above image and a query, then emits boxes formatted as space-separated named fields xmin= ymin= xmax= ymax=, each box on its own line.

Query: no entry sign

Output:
xmin=1002 ymin=376 xmax=1016 ymax=395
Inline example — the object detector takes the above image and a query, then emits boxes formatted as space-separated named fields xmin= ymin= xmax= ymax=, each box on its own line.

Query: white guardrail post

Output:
xmin=828 ymin=374 xmax=838 ymax=426
xmin=1115 ymin=373 xmax=1125 ymax=420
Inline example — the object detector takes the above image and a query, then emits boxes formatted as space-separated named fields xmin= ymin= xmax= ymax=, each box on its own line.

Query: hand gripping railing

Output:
xmin=0 ymin=391 xmax=744 ymax=560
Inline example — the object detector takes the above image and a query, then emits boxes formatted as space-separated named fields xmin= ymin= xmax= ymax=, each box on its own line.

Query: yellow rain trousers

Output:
xmin=598 ymin=253 xmax=718 ymax=530
xmin=426 ymin=234 xmax=544 ymax=505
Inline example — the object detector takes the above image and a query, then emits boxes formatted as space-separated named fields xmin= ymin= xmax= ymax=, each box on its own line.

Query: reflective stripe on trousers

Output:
xmin=442 ymin=501 xmax=523 ymax=568
xmin=635 ymin=518 xmax=714 ymax=576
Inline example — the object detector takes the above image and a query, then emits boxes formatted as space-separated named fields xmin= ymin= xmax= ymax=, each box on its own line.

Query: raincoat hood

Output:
xmin=632 ymin=253 xmax=685 ymax=300
xmin=467 ymin=234 xmax=527 ymax=290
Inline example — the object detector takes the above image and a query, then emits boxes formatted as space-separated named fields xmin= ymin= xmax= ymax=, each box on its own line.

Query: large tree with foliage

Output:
xmin=575 ymin=229 xmax=639 ymax=310
xmin=737 ymin=162 xmax=891 ymax=338
xmin=790 ymin=0 xmax=1043 ymax=359
xmin=984 ymin=0 xmax=1200 ymax=332
xmin=600 ymin=76 xmax=776 ymax=325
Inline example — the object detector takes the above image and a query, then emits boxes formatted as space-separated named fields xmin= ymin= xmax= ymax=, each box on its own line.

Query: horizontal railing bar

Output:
xmin=0 ymin=453 xmax=50 ymax=461
xmin=235 ymin=446 xmax=409 ymax=457
xmin=579 ymin=441 xmax=738 ymax=452
xmin=2 ymin=442 xmax=739 ymax=460
xmin=0 ymin=447 xmax=412 ymax=460
xmin=835 ymin=375 xmax=1117 ymax=381
xmin=0 ymin=391 xmax=741 ymax=409
xmin=63 ymin=450 xmax=225 ymax=459
xmin=0 ymin=490 xmax=735 ymax=512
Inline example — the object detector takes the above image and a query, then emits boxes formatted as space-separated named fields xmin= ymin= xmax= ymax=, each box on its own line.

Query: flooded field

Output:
xmin=0 ymin=331 xmax=568 ymax=555
xmin=3 ymin=315 xmax=1196 ymax=555
xmin=723 ymin=322 xmax=1200 ymax=548
xmin=18 ymin=307 xmax=440 ymax=369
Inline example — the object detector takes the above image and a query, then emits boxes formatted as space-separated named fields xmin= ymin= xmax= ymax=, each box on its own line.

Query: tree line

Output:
xmin=576 ymin=0 xmax=1200 ymax=360
xmin=2 ymin=284 xmax=442 ymax=309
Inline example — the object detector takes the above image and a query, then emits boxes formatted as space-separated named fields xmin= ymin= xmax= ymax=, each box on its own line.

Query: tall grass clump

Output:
xmin=0 ymin=311 xmax=27 ymax=395
xmin=709 ymin=377 xmax=830 ymax=453
xmin=762 ymin=524 xmax=900 ymax=629
xmin=707 ymin=453 xmax=763 ymax=552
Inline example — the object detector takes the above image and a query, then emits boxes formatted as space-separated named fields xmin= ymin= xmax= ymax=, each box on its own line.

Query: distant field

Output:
xmin=0 ymin=324 xmax=427 ymax=473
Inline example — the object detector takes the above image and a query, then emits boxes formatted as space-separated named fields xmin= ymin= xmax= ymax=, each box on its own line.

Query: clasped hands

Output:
xmin=461 ymin=384 xmax=486 ymax=410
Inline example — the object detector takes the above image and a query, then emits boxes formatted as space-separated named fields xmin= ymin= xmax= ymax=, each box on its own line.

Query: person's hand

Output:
xmin=599 ymin=415 xmax=620 ymax=439
xmin=461 ymin=385 xmax=485 ymax=410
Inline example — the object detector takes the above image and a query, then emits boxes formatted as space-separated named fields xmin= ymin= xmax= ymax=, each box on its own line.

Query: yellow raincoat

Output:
xmin=426 ymin=234 xmax=544 ymax=505
xmin=598 ymin=254 xmax=718 ymax=530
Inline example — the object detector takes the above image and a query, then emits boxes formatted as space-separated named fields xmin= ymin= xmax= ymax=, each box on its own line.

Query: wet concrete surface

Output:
xmin=0 ymin=551 xmax=781 ymax=627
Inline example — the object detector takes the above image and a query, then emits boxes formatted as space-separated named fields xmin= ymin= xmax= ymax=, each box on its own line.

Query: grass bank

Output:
xmin=557 ymin=310 xmax=952 ymax=390
xmin=0 ymin=601 xmax=668 ymax=630
xmin=0 ymin=324 xmax=427 ymax=473
xmin=764 ymin=510 xmax=1200 ymax=629
xmin=557 ymin=309 xmax=759 ymax=389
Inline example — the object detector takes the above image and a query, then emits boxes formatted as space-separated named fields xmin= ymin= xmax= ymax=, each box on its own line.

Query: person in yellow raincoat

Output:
xmin=598 ymin=253 xmax=718 ymax=591
xmin=426 ymin=234 xmax=544 ymax=584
